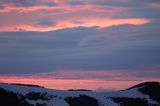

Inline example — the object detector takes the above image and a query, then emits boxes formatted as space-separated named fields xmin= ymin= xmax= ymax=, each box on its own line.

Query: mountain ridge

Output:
xmin=0 ymin=82 xmax=160 ymax=106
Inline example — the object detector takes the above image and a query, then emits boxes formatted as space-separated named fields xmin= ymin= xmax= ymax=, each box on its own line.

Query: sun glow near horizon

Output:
xmin=0 ymin=70 xmax=159 ymax=90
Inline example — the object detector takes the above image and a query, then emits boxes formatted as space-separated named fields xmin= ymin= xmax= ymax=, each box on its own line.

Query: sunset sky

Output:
xmin=0 ymin=0 xmax=160 ymax=90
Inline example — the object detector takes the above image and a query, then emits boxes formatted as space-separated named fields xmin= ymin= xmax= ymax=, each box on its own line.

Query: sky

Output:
xmin=0 ymin=0 xmax=160 ymax=90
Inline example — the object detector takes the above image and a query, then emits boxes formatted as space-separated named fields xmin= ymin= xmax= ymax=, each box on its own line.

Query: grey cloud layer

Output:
xmin=0 ymin=23 xmax=160 ymax=74
xmin=0 ymin=0 xmax=57 ymax=7
xmin=66 ymin=0 xmax=160 ymax=19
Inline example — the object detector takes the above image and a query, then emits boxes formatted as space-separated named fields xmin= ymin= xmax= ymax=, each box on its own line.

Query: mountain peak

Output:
xmin=127 ymin=82 xmax=160 ymax=90
xmin=127 ymin=82 xmax=160 ymax=103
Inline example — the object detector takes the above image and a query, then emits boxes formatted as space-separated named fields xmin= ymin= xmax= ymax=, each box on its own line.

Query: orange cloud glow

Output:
xmin=0 ymin=18 xmax=150 ymax=32
xmin=0 ymin=0 xmax=151 ymax=32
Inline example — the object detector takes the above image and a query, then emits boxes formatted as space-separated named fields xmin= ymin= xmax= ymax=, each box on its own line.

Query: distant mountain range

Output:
xmin=0 ymin=82 xmax=160 ymax=106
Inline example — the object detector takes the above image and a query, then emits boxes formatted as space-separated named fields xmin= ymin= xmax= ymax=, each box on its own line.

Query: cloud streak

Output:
xmin=0 ymin=18 xmax=149 ymax=32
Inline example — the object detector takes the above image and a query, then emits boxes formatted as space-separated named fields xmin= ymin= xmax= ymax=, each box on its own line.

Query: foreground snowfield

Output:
xmin=0 ymin=82 xmax=160 ymax=106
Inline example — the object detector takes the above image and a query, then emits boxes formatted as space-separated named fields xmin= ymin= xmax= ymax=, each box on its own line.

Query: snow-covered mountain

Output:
xmin=0 ymin=82 xmax=159 ymax=106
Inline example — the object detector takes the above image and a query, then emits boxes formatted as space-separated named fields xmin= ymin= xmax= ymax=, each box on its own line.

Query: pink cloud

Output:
xmin=0 ymin=18 xmax=150 ymax=32
xmin=0 ymin=0 xmax=151 ymax=32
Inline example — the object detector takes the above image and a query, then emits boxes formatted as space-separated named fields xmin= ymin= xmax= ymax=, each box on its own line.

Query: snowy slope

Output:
xmin=0 ymin=82 xmax=160 ymax=106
